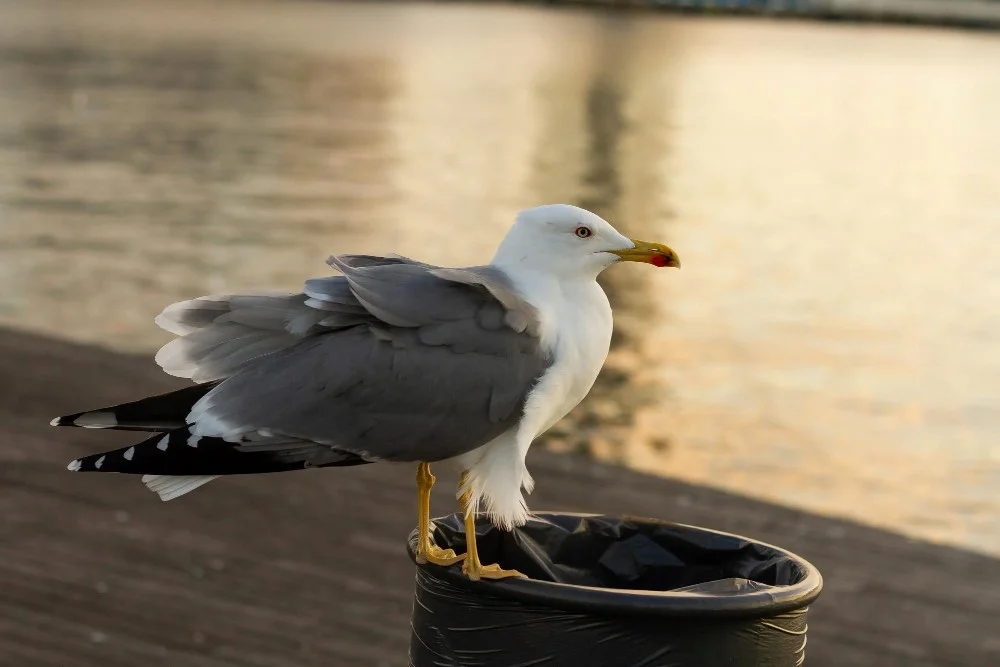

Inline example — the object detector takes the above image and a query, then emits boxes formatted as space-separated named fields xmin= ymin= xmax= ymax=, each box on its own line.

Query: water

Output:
xmin=1 ymin=0 xmax=998 ymax=555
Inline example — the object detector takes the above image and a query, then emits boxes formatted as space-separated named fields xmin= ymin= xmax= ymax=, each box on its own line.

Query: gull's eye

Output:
xmin=574 ymin=226 xmax=592 ymax=239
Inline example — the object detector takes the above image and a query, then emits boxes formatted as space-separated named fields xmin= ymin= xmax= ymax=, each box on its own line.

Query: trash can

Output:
xmin=407 ymin=512 xmax=823 ymax=666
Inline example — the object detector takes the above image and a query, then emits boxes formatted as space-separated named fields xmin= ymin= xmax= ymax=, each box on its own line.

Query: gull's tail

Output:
xmin=54 ymin=385 xmax=369 ymax=501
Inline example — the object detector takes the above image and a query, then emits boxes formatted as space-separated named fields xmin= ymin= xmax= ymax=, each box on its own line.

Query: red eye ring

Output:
xmin=575 ymin=226 xmax=592 ymax=239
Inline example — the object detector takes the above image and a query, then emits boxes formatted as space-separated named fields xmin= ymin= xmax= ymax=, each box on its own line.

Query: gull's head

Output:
xmin=491 ymin=204 xmax=679 ymax=279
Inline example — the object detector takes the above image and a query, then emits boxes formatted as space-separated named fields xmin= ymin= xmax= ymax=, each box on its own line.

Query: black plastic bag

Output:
xmin=407 ymin=512 xmax=823 ymax=666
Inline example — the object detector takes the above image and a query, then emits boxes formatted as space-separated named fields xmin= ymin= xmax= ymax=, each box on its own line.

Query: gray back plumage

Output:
xmin=168 ymin=255 xmax=550 ymax=463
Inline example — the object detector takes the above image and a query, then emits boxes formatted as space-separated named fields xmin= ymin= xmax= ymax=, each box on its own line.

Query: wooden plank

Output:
xmin=1 ymin=328 xmax=997 ymax=666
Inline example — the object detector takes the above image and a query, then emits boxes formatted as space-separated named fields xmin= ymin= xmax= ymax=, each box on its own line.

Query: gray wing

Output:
xmin=184 ymin=256 xmax=550 ymax=463
xmin=154 ymin=255 xmax=413 ymax=383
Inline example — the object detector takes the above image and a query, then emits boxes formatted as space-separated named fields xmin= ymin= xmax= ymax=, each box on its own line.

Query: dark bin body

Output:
xmin=408 ymin=512 xmax=822 ymax=667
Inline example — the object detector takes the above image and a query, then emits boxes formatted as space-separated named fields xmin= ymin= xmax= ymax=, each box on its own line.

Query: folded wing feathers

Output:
xmin=155 ymin=327 xmax=286 ymax=382
xmin=429 ymin=266 xmax=539 ymax=335
xmin=151 ymin=253 xmax=538 ymax=384
xmin=153 ymin=290 xmax=360 ymax=381
xmin=327 ymin=256 xmax=531 ymax=333
xmin=67 ymin=253 xmax=545 ymax=507
xmin=154 ymin=296 xmax=232 ymax=336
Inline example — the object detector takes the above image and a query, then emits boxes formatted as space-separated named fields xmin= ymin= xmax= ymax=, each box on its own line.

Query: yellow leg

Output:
xmin=459 ymin=472 xmax=526 ymax=581
xmin=414 ymin=462 xmax=465 ymax=566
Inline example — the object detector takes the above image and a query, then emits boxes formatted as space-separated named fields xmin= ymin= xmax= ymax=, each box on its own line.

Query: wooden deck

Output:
xmin=1 ymin=327 xmax=997 ymax=667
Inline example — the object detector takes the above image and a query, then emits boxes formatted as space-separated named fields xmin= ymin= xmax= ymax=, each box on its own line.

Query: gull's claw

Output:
xmin=462 ymin=559 xmax=525 ymax=581
xmin=416 ymin=544 xmax=467 ymax=567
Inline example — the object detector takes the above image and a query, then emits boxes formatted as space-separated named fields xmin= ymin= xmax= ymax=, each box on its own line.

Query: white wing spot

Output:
xmin=67 ymin=459 xmax=81 ymax=471
xmin=187 ymin=434 xmax=201 ymax=448
xmin=123 ymin=447 xmax=135 ymax=461
xmin=50 ymin=417 xmax=61 ymax=427
xmin=94 ymin=455 xmax=105 ymax=470
xmin=156 ymin=435 xmax=169 ymax=451
xmin=74 ymin=411 xmax=118 ymax=428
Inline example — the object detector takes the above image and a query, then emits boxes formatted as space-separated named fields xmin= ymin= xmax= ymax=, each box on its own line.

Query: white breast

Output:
xmin=522 ymin=280 xmax=613 ymax=438
xmin=518 ymin=282 xmax=612 ymax=444
xmin=455 ymin=275 xmax=614 ymax=530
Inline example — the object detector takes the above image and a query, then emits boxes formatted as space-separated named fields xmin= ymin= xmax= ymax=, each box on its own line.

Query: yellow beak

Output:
xmin=610 ymin=239 xmax=680 ymax=268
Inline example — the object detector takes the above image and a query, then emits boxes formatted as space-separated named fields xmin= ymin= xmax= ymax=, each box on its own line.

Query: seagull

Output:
xmin=52 ymin=204 xmax=679 ymax=580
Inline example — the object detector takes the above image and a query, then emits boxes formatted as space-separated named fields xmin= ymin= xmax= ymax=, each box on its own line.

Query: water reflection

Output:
xmin=0 ymin=37 xmax=404 ymax=348
xmin=528 ymin=17 xmax=673 ymax=463
xmin=1 ymin=0 xmax=998 ymax=555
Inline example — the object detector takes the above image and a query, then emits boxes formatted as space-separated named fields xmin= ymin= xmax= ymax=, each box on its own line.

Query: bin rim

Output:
xmin=407 ymin=510 xmax=823 ymax=619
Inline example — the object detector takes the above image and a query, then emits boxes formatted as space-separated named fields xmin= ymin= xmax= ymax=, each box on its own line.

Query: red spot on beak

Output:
xmin=650 ymin=255 xmax=669 ymax=267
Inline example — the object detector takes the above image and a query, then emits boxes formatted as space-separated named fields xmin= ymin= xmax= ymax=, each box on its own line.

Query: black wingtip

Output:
xmin=49 ymin=383 xmax=220 ymax=432
xmin=66 ymin=443 xmax=140 ymax=473
xmin=65 ymin=426 xmax=373 ymax=477
xmin=49 ymin=413 xmax=93 ymax=427
xmin=49 ymin=410 xmax=118 ymax=429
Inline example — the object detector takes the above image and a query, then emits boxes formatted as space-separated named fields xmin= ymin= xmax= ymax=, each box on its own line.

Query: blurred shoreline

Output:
xmin=486 ymin=0 xmax=1000 ymax=31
